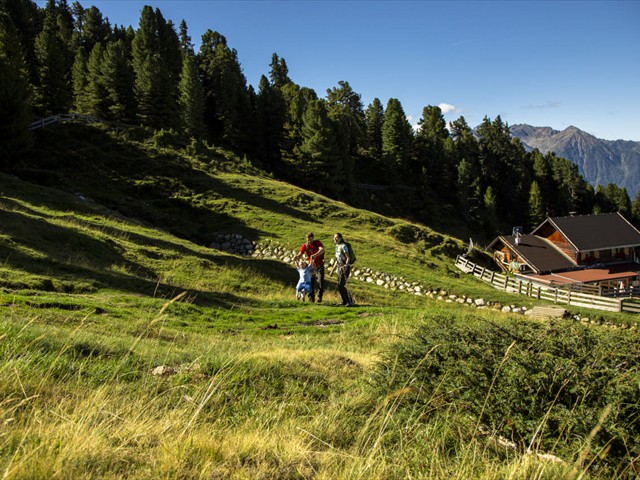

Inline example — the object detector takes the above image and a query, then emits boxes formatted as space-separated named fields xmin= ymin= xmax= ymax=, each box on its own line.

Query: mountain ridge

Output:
xmin=509 ymin=124 xmax=640 ymax=198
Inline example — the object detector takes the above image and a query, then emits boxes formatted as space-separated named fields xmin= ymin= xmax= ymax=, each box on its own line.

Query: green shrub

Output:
xmin=374 ymin=314 xmax=640 ymax=473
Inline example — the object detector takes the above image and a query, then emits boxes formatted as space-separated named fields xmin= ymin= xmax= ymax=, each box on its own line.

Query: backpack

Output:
xmin=345 ymin=241 xmax=356 ymax=264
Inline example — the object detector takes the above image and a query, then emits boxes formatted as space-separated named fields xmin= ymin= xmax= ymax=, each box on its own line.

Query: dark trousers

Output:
xmin=311 ymin=265 xmax=324 ymax=301
xmin=337 ymin=264 xmax=352 ymax=305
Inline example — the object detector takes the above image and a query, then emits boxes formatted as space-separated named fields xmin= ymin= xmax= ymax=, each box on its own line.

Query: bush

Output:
xmin=374 ymin=314 xmax=640 ymax=473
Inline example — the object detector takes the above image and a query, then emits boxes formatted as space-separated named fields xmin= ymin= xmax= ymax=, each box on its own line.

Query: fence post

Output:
xmin=504 ymin=276 xmax=508 ymax=290
xmin=554 ymin=288 xmax=558 ymax=303
xmin=490 ymin=271 xmax=495 ymax=284
xmin=518 ymin=281 xmax=523 ymax=294
xmin=567 ymin=287 xmax=572 ymax=306
xmin=537 ymin=286 xmax=541 ymax=299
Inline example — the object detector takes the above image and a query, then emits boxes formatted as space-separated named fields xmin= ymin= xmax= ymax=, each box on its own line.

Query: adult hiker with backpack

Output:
xmin=294 ymin=232 xmax=325 ymax=303
xmin=331 ymin=233 xmax=354 ymax=306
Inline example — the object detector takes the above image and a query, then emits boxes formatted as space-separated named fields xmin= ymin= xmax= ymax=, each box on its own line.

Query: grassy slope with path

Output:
xmin=0 ymin=122 xmax=637 ymax=478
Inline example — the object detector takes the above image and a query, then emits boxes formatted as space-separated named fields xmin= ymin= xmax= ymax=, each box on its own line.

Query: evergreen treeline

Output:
xmin=3 ymin=0 xmax=640 ymax=237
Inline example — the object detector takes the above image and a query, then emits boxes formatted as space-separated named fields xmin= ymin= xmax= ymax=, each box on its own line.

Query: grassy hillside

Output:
xmin=1 ymin=122 xmax=638 ymax=479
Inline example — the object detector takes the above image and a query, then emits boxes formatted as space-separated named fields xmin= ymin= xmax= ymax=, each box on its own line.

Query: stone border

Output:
xmin=210 ymin=233 xmax=256 ymax=256
xmin=245 ymin=239 xmax=530 ymax=313
xmin=211 ymin=236 xmax=633 ymax=328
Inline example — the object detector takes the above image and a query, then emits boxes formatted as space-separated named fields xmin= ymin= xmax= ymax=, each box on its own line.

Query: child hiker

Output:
xmin=295 ymin=258 xmax=313 ymax=301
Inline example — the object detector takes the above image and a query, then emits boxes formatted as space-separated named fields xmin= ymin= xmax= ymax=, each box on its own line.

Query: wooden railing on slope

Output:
xmin=29 ymin=114 xmax=99 ymax=131
xmin=455 ymin=255 xmax=638 ymax=314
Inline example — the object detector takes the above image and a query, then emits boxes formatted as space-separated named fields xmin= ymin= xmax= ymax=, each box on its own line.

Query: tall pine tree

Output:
xmin=325 ymin=80 xmax=364 ymax=195
xmin=255 ymin=74 xmax=287 ymax=173
xmin=131 ymin=6 xmax=179 ymax=129
xmin=414 ymin=105 xmax=452 ymax=201
xmin=0 ymin=11 xmax=32 ymax=163
xmin=295 ymin=99 xmax=343 ymax=196
xmin=198 ymin=29 xmax=252 ymax=150
xmin=101 ymin=39 xmax=135 ymax=121
xmin=381 ymin=98 xmax=413 ymax=185
xmin=364 ymin=98 xmax=384 ymax=161
xmin=528 ymin=180 xmax=545 ymax=229
xmin=33 ymin=0 xmax=73 ymax=115
xmin=178 ymin=50 xmax=205 ymax=139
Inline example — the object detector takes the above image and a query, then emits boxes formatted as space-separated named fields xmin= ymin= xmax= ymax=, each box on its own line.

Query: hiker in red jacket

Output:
xmin=294 ymin=232 xmax=325 ymax=303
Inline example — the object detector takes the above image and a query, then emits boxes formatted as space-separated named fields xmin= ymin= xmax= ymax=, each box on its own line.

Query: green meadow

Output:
xmin=1 ymin=123 xmax=638 ymax=479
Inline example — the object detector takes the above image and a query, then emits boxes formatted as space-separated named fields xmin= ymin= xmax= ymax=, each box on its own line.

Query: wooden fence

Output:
xmin=29 ymin=114 xmax=98 ymax=131
xmin=455 ymin=255 xmax=640 ymax=314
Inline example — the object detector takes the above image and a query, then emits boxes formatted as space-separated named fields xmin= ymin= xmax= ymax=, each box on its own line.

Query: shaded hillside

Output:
xmin=511 ymin=124 xmax=640 ymax=197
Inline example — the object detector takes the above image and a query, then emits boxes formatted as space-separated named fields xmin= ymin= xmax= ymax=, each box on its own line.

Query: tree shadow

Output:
xmin=0 ymin=198 xmax=299 ymax=305
xmin=22 ymin=124 xmax=316 ymax=247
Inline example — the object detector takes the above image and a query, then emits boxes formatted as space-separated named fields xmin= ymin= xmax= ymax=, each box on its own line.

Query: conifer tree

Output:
xmin=198 ymin=29 xmax=252 ymax=150
xmin=132 ymin=6 xmax=178 ymax=129
xmin=326 ymin=80 xmax=364 ymax=194
xmin=256 ymin=74 xmax=287 ymax=172
xmin=548 ymin=152 xmax=593 ymax=215
xmin=2 ymin=0 xmax=40 ymax=87
xmin=476 ymin=116 xmax=530 ymax=226
xmin=85 ymin=43 xmax=108 ymax=117
xmin=295 ymin=99 xmax=343 ymax=196
xmin=279 ymin=83 xmax=317 ymax=169
xmin=531 ymin=149 xmax=554 ymax=213
xmin=602 ymin=184 xmax=631 ymax=215
xmin=178 ymin=19 xmax=192 ymax=53
xmin=0 ymin=11 xmax=32 ymax=163
xmin=71 ymin=46 xmax=88 ymax=112
xmin=33 ymin=0 xmax=73 ymax=115
xmin=483 ymin=186 xmax=499 ymax=236
xmin=364 ymin=98 xmax=384 ymax=163
xmin=593 ymin=185 xmax=608 ymax=214
xmin=415 ymin=105 xmax=452 ymax=200
xmin=178 ymin=51 xmax=205 ymax=138
xmin=269 ymin=52 xmax=291 ymax=88
xmin=528 ymin=180 xmax=545 ymax=229
xmin=381 ymin=98 xmax=413 ymax=185
xmin=101 ymin=39 xmax=135 ymax=121
xmin=456 ymin=158 xmax=482 ymax=227
xmin=631 ymin=191 xmax=640 ymax=228
xmin=76 ymin=5 xmax=110 ymax=53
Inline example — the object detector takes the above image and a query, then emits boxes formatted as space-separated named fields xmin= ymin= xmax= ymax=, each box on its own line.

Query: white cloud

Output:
xmin=439 ymin=103 xmax=457 ymax=114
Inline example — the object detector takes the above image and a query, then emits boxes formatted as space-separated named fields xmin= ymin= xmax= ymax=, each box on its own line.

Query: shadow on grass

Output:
xmin=0 ymin=198 xmax=298 ymax=306
xmin=19 ymin=124 xmax=317 ymax=246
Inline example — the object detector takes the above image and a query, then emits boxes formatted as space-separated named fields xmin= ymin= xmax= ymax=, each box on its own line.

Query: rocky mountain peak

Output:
xmin=509 ymin=124 xmax=640 ymax=198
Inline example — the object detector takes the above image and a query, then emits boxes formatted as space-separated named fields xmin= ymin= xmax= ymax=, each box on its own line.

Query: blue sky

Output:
xmin=43 ymin=1 xmax=640 ymax=141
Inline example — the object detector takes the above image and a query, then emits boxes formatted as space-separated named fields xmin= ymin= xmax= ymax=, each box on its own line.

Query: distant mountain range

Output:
xmin=509 ymin=124 xmax=640 ymax=199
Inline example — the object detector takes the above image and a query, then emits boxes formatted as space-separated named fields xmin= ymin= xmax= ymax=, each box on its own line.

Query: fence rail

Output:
xmin=29 ymin=114 xmax=99 ymax=131
xmin=455 ymin=256 xmax=638 ymax=314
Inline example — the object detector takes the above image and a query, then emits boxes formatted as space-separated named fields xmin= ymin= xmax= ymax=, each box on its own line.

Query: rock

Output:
xmin=151 ymin=365 xmax=176 ymax=376
xmin=502 ymin=306 xmax=512 ymax=313
xmin=474 ymin=298 xmax=486 ymax=307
